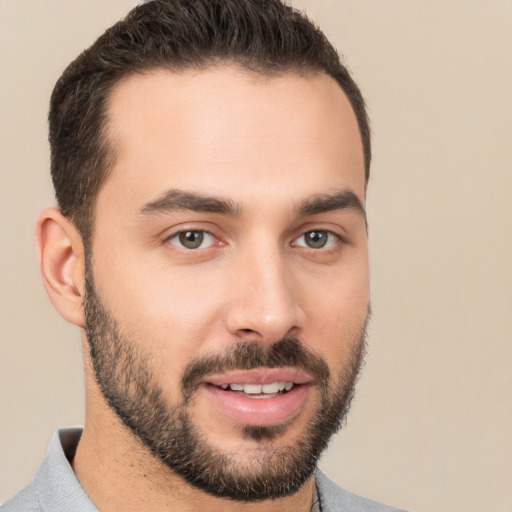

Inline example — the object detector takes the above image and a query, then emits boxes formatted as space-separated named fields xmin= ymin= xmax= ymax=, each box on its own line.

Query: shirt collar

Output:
xmin=35 ymin=428 xmax=97 ymax=511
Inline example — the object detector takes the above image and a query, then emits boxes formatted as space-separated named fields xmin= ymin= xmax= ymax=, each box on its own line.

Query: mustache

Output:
xmin=181 ymin=337 xmax=330 ymax=400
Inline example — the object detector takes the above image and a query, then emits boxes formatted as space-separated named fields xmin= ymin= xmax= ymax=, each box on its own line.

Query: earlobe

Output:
xmin=35 ymin=208 xmax=86 ymax=327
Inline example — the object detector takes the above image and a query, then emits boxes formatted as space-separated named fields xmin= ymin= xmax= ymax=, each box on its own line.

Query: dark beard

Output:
xmin=83 ymin=269 xmax=367 ymax=502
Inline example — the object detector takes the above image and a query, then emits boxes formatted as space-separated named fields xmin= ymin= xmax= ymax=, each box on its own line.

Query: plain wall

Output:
xmin=1 ymin=1 xmax=511 ymax=511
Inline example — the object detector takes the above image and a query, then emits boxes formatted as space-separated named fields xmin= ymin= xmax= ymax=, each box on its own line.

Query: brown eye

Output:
xmin=168 ymin=230 xmax=214 ymax=249
xmin=179 ymin=231 xmax=203 ymax=249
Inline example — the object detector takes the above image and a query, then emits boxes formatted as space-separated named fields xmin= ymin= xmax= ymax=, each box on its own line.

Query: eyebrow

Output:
xmin=139 ymin=189 xmax=240 ymax=217
xmin=138 ymin=187 xmax=365 ymax=222
xmin=296 ymin=189 xmax=366 ymax=222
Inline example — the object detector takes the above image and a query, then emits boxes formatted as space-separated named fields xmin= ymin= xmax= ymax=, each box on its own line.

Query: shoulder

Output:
xmin=315 ymin=470 xmax=409 ymax=512
xmin=1 ymin=482 xmax=41 ymax=512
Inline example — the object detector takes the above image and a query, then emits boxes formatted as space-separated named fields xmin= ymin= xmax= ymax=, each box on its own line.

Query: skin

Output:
xmin=36 ymin=67 xmax=369 ymax=512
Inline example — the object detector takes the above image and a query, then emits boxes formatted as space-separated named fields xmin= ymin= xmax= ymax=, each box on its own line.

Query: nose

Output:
xmin=224 ymin=247 xmax=305 ymax=343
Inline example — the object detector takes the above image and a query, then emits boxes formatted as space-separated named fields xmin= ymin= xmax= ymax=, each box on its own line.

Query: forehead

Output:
xmin=101 ymin=66 xmax=365 ymax=213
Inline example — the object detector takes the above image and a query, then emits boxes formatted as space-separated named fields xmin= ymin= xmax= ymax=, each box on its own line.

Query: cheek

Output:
xmin=300 ymin=258 xmax=369 ymax=361
xmin=91 ymin=251 xmax=230 ymax=384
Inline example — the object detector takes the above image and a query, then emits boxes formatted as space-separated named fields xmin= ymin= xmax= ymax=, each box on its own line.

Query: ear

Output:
xmin=35 ymin=208 xmax=86 ymax=327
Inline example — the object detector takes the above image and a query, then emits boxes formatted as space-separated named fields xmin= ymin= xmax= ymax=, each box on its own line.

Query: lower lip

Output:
xmin=202 ymin=384 xmax=310 ymax=426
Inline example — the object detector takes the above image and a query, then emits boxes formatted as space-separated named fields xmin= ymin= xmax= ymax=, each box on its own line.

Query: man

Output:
xmin=2 ymin=1 xmax=406 ymax=511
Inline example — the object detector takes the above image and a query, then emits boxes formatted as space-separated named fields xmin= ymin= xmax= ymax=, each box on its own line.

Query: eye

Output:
xmin=167 ymin=230 xmax=215 ymax=250
xmin=294 ymin=230 xmax=338 ymax=249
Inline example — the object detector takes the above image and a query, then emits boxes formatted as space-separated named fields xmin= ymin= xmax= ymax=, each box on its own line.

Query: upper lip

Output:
xmin=204 ymin=367 xmax=313 ymax=387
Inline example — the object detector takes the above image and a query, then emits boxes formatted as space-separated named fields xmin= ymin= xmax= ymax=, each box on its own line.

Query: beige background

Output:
xmin=1 ymin=1 xmax=511 ymax=511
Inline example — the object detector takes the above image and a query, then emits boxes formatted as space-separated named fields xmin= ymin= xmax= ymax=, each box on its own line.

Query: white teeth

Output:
xmin=243 ymin=384 xmax=262 ymax=394
xmin=221 ymin=382 xmax=295 ymax=393
xmin=261 ymin=382 xmax=279 ymax=394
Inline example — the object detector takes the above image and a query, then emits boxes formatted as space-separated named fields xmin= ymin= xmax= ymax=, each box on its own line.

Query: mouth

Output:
xmin=217 ymin=381 xmax=295 ymax=398
xmin=201 ymin=368 xmax=312 ymax=427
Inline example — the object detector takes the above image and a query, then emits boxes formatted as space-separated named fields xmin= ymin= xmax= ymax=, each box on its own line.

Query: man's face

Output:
xmin=84 ymin=67 xmax=369 ymax=499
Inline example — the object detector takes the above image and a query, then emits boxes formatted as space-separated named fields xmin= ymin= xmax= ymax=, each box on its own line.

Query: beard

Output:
xmin=83 ymin=268 xmax=367 ymax=502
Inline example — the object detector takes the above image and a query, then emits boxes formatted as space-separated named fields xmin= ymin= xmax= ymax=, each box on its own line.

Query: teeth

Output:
xmin=261 ymin=382 xmax=279 ymax=394
xmin=220 ymin=381 xmax=295 ymax=393
xmin=244 ymin=384 xmax=262 ymax=394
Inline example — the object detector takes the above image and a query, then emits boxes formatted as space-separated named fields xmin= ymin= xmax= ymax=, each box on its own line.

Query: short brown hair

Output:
xmin=49 ymin=0 xmax=371 ymax=242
